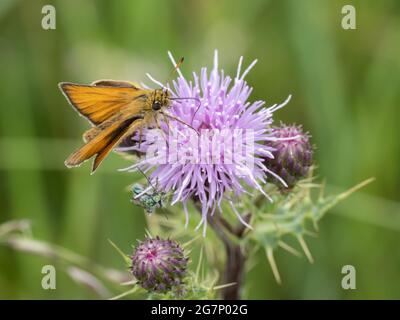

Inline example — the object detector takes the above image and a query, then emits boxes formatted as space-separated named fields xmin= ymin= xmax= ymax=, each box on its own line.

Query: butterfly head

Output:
xmin=152 ymin=89 xmax=171 ymax=111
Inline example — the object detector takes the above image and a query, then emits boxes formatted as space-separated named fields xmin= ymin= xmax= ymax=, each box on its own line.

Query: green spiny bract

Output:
xmin=244 ymin=176 xmax=372 ymax=284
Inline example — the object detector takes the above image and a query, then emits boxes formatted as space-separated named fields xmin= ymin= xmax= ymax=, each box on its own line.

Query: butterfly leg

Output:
xmin=138 ymin=123 xmax=143 ymax=149
xmin=160 ymin=112 xmax=199 ymax=136
xmin=161 ymin=112 xmax=172 ymax=135
xmin=153 ymin=113 xmax=168 ymax=145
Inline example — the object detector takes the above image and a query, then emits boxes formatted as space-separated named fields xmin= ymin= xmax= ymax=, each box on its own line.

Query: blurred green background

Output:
xmin=0 ymin=0 xmax=399 ymax=299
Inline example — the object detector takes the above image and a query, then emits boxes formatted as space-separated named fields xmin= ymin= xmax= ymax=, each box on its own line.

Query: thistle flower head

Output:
xmin=264 ymin=123 xmax=313 ymax=189
xmin=131 ymin=236 xmax=188 ymax=293
xmin=121 ymin=50 xmax=292 ymax=234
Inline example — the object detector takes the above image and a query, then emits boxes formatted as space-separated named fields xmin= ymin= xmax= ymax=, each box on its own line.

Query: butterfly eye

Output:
xmin=152 ymin=101 xmax=162 ymax=111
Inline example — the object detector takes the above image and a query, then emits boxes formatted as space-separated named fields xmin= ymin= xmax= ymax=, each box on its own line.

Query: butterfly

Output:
xmin=59 ymin=58 xmax=199 ymax=173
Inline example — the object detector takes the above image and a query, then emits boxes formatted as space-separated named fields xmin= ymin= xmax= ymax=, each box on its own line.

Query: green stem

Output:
xmin=193 ymin=202 xmax=247 ymax=300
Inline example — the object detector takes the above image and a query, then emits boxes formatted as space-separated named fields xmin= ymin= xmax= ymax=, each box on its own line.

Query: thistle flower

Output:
xmin=264 ymin=124 xmax=313 ymax=189
xmin=121 ymin=50 xmax=292 ymax=234
xmin=131 ymin=236 xmax=188 ymax=293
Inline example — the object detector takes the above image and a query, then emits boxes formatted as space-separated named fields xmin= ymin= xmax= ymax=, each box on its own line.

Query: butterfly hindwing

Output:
xmin=65 ymin=113 xmax=143 ymax=172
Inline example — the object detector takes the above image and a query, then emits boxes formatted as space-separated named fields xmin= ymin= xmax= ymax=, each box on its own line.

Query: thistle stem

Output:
xmin=220 ymin=237 xmax=245 ymax=300
xmin=193 ymin=202 xmax=246 ymax=300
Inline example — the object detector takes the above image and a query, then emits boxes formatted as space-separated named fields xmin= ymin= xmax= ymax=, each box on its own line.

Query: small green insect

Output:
xmin=131 ymin=183 xmax=166 ymax=214
xmin=130 ymin=168 xmax=166 ymax=214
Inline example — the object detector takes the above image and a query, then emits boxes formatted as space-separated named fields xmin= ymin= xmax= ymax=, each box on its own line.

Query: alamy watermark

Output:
xmin=140 ymin=128 xmax=257 ymax=172
xmin=41 ymin=5 xmax=56 ymax=30
xmin=341 ymin=5 xmax=356 ymax=30
xmin=41 ymin=265 xmax=56 ymax=290
xmin=341 ymin=265 xmax=356 ymax=290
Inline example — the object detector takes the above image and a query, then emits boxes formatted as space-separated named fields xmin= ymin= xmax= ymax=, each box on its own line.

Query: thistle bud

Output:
xmin=131 ymin=236 xmax=188 ymax=293
xmin=265 ymin=124 xmax=313 ymax=189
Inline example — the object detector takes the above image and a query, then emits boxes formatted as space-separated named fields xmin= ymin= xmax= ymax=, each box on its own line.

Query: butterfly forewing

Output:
xmin=59 ymin=81 xmax=146 ymax=125
xmin=60 ymin=81 xmax=154 ymax=172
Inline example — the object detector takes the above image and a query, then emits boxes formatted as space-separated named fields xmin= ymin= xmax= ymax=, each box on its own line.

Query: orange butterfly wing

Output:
xmin=59 ymin=80 xmax=146 ymax=125
xmin=60 ymin=80 xmax=151 ymax=172
xmin=65 ymin=112 xmax=144 ymax=173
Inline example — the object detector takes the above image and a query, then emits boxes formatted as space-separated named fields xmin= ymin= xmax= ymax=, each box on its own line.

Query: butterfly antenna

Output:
xmin=163 ymin=57 xmax=184 ymax=93
xmin=191 ymin=99 xmax=201 ymax=125
xmin=169 ymin=96 xmax=202 ymax=126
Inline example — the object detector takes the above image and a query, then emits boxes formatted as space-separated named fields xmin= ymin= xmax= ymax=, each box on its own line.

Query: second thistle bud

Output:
xmin=265 ymin=124 xmax=313 ymax=189
xmin=131 ymin=236 xmax=188 ymax=293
